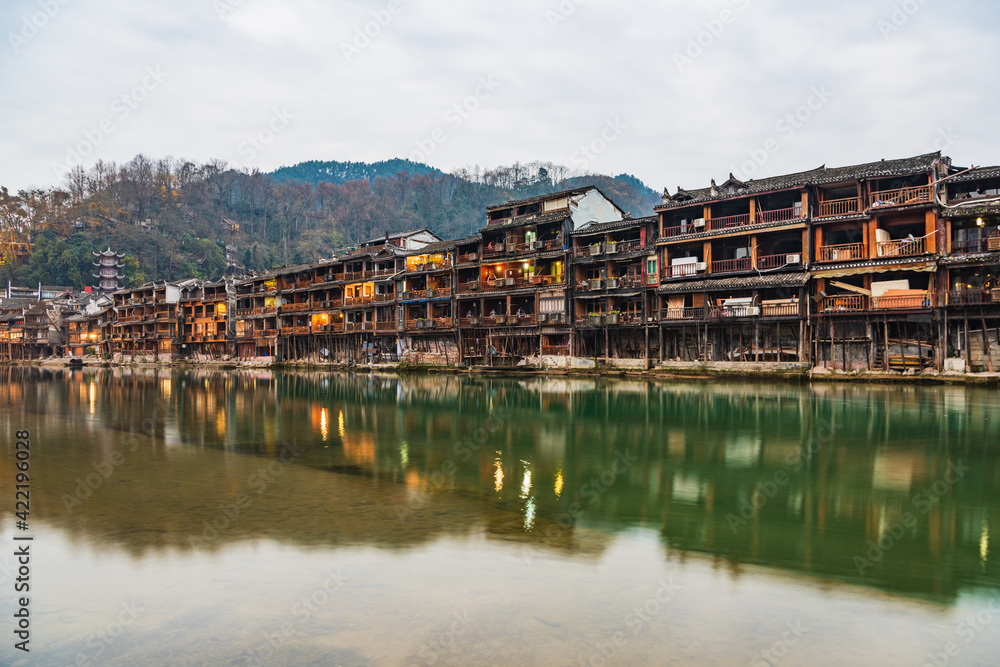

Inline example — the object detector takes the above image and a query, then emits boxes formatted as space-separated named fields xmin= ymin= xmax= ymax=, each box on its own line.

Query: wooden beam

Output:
xmin=830 ymin=280 xmax=872 ymax=297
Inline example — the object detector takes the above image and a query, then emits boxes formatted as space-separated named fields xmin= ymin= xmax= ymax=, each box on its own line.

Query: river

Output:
xmin=1 ymin=367 xmax=998 ymax=666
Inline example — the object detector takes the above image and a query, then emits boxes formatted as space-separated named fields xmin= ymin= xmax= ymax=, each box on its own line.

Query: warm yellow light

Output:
xmin=523 ymin=262 xmax=530 ymax=270
xmin=494 ymin=457 xmax=504 ymax=492
xmin=217 ymin=303 xmax=227 ymax=315
xmin=554 ymin=470 xmax=564 ymax=498
xmin=338 ymin=409 xmax=346 ymax=438
xmin=88 ymin=382 xmax=96 ymax=415
xmin=320 ymin=408 xmax=329 ymax=442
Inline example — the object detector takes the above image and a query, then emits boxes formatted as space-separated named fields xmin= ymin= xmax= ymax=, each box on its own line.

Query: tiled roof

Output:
xmin=487 ymin=186 xmax=594 ymax=211
xmin=480 ymin=210 xmax=570 ymax=232
xmin=658 ymin=152 xmax=944 ymax=210
xmin=942 ymin=202 xmax=1000 ymax=218
xmin=658 ymin=272 xmax=810 ymax=294
xmin=571 ymin=216 xmax=656 ymax=236
xmin=947 ymin=166 xmax=1000 ymax=183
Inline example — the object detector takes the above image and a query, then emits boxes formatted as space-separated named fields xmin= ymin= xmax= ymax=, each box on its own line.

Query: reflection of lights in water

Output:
xmin=161 ymin=379 xmax=171 ymax=398
xmin=554 ymin=469 xmax=564 ymax=498
xmin=338 ymin=410 xmax=346 ymax=438
xmin=216 ymin=411 xmax=226 ymax=437
xmin=982 ymin=522 xmax=990 ymax=567
xmin=494 ymin=458 xmax=504 ymax=492
xmin=400 ymin=441 xmax=409 ymax=468
xmin=520 ymin=465 xmax=532 ymax=500
xmin=524 ymin=496 xmax=536 ymax=530
xmin=320 ymin=408 xmax=329 ymax=442
xmin=89 ymin=382 xmax=96 ymax=415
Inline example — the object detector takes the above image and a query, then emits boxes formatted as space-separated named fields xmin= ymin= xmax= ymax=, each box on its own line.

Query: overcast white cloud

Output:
xmin=1 ymin=0 xmax=996 ymax=196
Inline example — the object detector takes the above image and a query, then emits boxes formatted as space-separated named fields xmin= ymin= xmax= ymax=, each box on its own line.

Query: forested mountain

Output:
xmin=0 ymin=156 xmax=660 ymax=290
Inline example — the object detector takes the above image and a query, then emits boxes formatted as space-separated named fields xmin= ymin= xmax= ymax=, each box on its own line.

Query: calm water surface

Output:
xmin=0 ymin=367 xmax=998 ymax=666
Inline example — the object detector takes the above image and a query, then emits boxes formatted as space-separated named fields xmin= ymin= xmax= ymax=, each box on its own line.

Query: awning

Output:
xmin=812 ymin=262 xmax=936 ymax=278
xmin=574 ymin=294 xmax=606 ymax=300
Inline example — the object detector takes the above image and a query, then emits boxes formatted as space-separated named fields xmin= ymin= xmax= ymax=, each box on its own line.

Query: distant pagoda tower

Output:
xmin=93 ymin=247 xmax=125 ymax=293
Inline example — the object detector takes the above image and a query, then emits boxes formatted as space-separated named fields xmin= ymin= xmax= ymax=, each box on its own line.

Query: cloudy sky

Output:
xmin=1 ymin=0 xmax=996 ymax=195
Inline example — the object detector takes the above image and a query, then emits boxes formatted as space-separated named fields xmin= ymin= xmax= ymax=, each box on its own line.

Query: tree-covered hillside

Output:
xmin=0 ymin=156 xmax=660 ymax=290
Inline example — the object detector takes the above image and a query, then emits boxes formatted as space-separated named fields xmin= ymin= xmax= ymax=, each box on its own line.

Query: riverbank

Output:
xmin=10 ymin=355 xmax=1000 ymax=385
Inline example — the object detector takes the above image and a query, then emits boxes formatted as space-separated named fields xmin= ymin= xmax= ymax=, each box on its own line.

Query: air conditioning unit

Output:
xmin=532 ymin=241 xmax=544 ymax=250
xmin=589 ymin=243 xmax=603 ymax=256
xmin=467 ymin=252 xmax=478 ymax=261
xmin=606 ymin=278 xmax=620 ymax=289
xmin=785 ymin=254 xmax=802 ymax=265
xmin=605 ymin=241 xmax=618 ymax=254
xmin=468 ymin=315 xmax=480 ymax=325
xmin=506 ymin=243 xmax=517 ymax=252
xmin=692 ymin=218 xmax=706 ymax=228
xmin=537 ymin=313 xmax=548 ymax=324
xmin=426 ymin=289 xmax=436 ymax=298
xmin=590 ymin=279 xmax=603 ymax=290
xmin=505 ymin=277 xmax=515 ymax=286
xmin=695 ymin=262 xmax=708 ymax=272
xmin=468 ymin=281 xmax=479 ymax=291
xmin=402 ymin=291 xmax=412 ymax=300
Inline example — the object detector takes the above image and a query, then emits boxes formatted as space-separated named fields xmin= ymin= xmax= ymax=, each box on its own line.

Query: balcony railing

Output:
xmin=708 ymin=212 xmax=752 ymax=230
xmin=541 ymin=344 xmax=570 ymax=356
xmin=947 ymin=289 xmax=991 ymax=306
xmin=869 ymin=184 xmax=933 ymax=209
xmin=755 ymin=207 xmax=801 ymax=225
xmin=755 ymin=253 xmax=801 ymax=270
xmin=427 ymin=287 xmax=452 ymax=298
xmin=875 ymin=237 xmax=925 ymax=258
xmin=817 ymin=243 xmax=866 ymax=262
xmin=261 ymin=329 xmax=278 ymax=337
xmin=344 ymin=296 xmax=374 ymax=306
xmin=346 ymin=322 xmax=365 ymax=332
xmin=820 ymin=295 xmax=868 ymax=312
xmin=950 ymin=239 xmax=991 ymax=254
xmin=372 ymin=293 xmax=396 ymax=303
xmin=375 ymin=321 xmax=397 ymax=331
xmin=433 ymin=317 xmax=453 ymax=328
xmin=817 ymin=197 xmax=862 ymax=218
xmin=281 ymin=302 xmax=311 ymax=313
xmin=871 ymin=291 xmax=931 ymax=310
xmin=711 ymin=257 xmax=752 ymax=274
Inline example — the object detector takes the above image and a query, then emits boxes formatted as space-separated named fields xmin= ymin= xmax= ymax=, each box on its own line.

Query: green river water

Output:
xmin=0 ymin=367 xmax=998 ymax=666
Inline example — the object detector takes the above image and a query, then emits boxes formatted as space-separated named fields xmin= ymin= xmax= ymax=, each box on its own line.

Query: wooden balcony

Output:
xmin=281 ymin=302 xmax=311 ymax=313
xmin=426 ymin=287 xmax=452 ymax=298
xmin=372 ymin=293 xmax=396 ymax=303
xmin=817 ymin=243 xmax=866 ymax=262
xmin=433 ymin=317 xmax=453 ymax=328
xmin=261 ymin=329 xmax=278 ymax=338
xmin=707 ymin=212 xmax=752 ymax=230
xmin=375 ymin=321 xmax=397 ymax=331
xmin=755 ymin=253 xmax=801 ymax=270
xmin=820 ymin=295 xmax=868 ymax=312
xmin=541 ymin=344 xmax=570 ymax=356
xmin=875 ymin=237 xmax=925 ymax=258
xmin=344 ymin=296 xmax=375 ymax=306
xmin=457 ymin=281 xmax=481 ymax=294
xmin=871 ymin=291 xmax=931 ymax=310
xmin=711 ymin=257 xmax=752 ymax=274
xmin=947 ymin=289 xmax=992 ymax=306
xmin=346 ymin=322 xmax=365 ymax=332
xmin=869 ymin=184 xmax=932 ymax=209
xmin=817 ymin=197 xmax=862 ymax=218
xmin=754 ymin=207 xmax=801 ymax=225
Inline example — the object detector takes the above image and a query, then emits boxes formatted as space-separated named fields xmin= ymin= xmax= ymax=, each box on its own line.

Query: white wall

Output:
xmin=570 ymin=190 xmax=623 ymax=229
